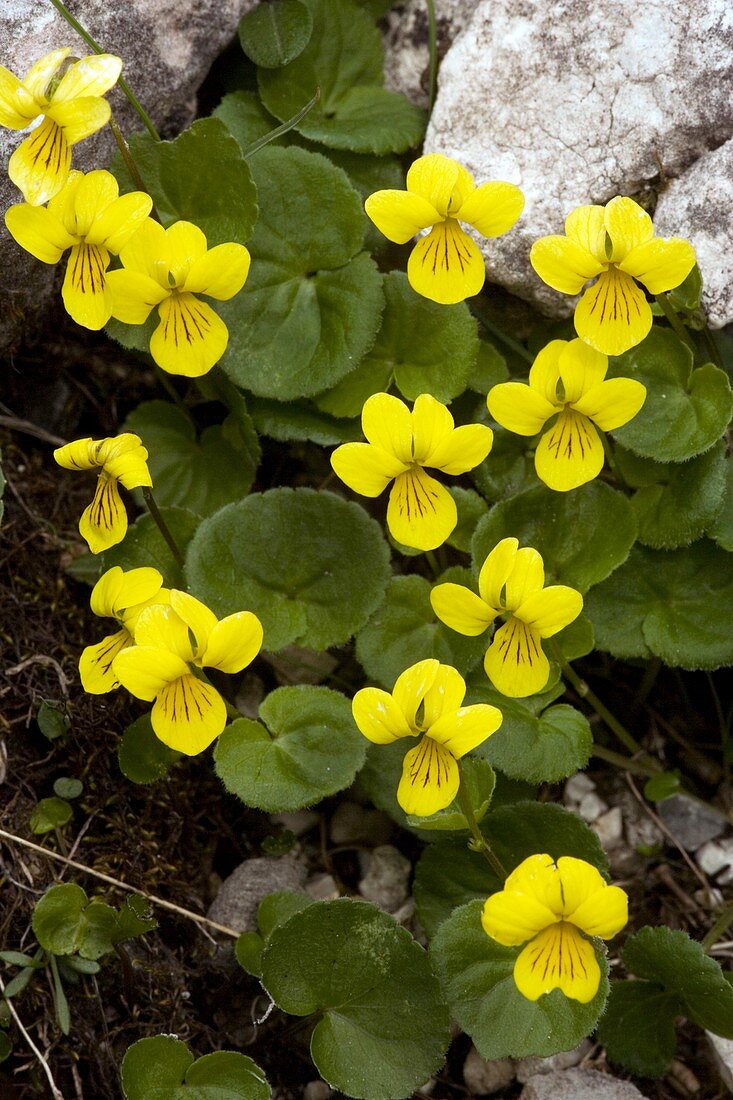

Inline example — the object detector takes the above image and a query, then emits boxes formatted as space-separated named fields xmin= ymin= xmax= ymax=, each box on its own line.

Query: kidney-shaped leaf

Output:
xmin=121 ymin=1035 xmax=270 ymax=1100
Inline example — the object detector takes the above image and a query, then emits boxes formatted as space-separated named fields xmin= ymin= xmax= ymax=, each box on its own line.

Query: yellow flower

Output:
xmin=430 ymin=538 xmax=582 ymax=698
xmin=79 ymin=566 xmax=168 ymax=694
xmin=54 ymin=433 xmax=152 ymax=554
xmin=5 ymin=169 xmax=152 ymax=330
xmin=331 ymin=392 xmax=493 ymax=551
xmin=482 ymin=853 xmax=628 ymax=1002
xmin=352 ymin=658 xmax=502 ymax=816
xmin=487 ymin=338 xmax=646 ymax=492
xmin=365 ymin=153 xmax=524 ymax=305
xmin=113 ymin=590 xmax=263 ymax=755
xmin=530 ymin=196 xmax=696 ymax=355
xmin=0 ymin=48 xmax=122 ymax=205
xmin=106 ymin=219 xmax=251 ymax=378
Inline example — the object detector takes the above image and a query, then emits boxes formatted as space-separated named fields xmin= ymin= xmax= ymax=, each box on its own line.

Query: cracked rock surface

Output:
xmin=424 ymin=0 xmax=733 ymax=323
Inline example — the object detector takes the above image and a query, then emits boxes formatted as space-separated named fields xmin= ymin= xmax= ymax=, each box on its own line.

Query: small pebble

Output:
xmin=578 ymin=792 xmax=609 ymax=823
xmin=592 ymin=807 xmax=623 ymax=849
xmin=707 ymin=1032 xmax=733 ymax=1092
xmin=695 ymin=836 xmax=733 ymax=884
xmin=516 ymin=1040 xmax=592 ymax=1082
xmin=463 ymin=1046 xmax=515 ymax=1095
xmin=564 ymin=774 xmax=596 ymax=804
xmin=305 ymin=873 xmax=339 ymax=900
xmin=303 ymin=1081 xmax=332 ymax=1100
xmin=271 ymin=810 xmax=319 ymax=837
xmin=358 ymin=844 xmax=411 ymax=912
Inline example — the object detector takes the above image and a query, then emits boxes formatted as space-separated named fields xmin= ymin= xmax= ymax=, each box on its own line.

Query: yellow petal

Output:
xmin=0 ymin=64 xmax=40 ymax=127
xmin=392 ymin=658 xmax=440 ymax=730
xmin=133 ymin=604 xmax=194 ymax=661
xmin=107 ymin=268 xmax=169 ymax=324
xmin=387 ymin=467 xmax=457 ymax=551
xmin=422 ymin=423 xmax=493 ymax=474
xmin=603 ymin=196 xmax=653 ymax=263
xmin=113 ymin=645 xmax=190 ymax=701
xmin=502 ymin=853 xmax=563 ymax=913
xmin=96 ymin=433 xmax=152 ymax=489
xmin=409 ymin=393 xmax=455 ymax=467
xmin=9 ymin=118 xmax=71 ymax=206
xmin=429 ymin=703 xmax=502 ymax=758
xmin=62 ymin=243 xmax=112 ymax=330
xmin=487 ymin=382 xmax=555 ymax=436
xmin=430 ymin=582 xmax=495 ymax=636
xmin=164 ymin=221 xmax=209 ymax=285
xmin=21 ymin=49 xmax=71 ymax=101
xmin=90 ymin=565 xmax=162 ymax=619
xmin=79 ymin=629 xmax=130 ymax=694
xmin=564 ymin=205 xmax=606 ymax=262
xmin=152 ymin=674 xmax=227 ymax=755
xmin=406 ymin=153 xmax=475 ymax=217
xmin=504 ymin=547 xmax=545 ymax=610
xmin=408 ymin=220 xmax=486 ymax=305
xmin=352 ymin=686 xmax=415 ymax=744
xmin=422 ymin=663 xmax=467 ymax=726
xmin=362 ymin=391 xmax=414 ymax=464
xmin=330 ymin=442 xmax=407 ymax=497
xmin=44 ymin=96 xmax=111 ymax=145
xmin=150 ymin=293 xmax=228 ymax=377
xmin=528 ymin=340 xmax=564 ymax=404
xmin=118 ymin=216 xmax=168 ymax=281
xmin=619 ymin=237 xmax=696 ymax=295
xmin=559 ymin=856 xmax=628 ymax=938
xmin=485 ymin=617 xmax=549 ymax=698
xmin=51 ymin=54 xmax=122 ymax=102
xmin=4 ymin=202 xmax=73 ymax=263
xmin=572 ymin=377 xmax=646 ymax=432
xmin=85 ymin=192 xmax=153 ymax=253
xmin=513 ymin=923 xmax=601 ymax=1003
xmin=456 ymin=180 xmax=524 ymax=238
xmin=482 ymin=859 xmax=559 ymax=947
xmin=364 ymin=188 xmax=442 ymax=244
xmin=203 ymin=611 xmax=263 ymax=673
xmin=54 ymin=437 xmax=96 ymax=471
xmin=515 ymin=585 xmax=583 ymax=639
xmin=169 ymin=590 xmax=217 ymax=655
xmin=535 ymin=409 xmax=605 ymax=492
xmin=557 ymin=339 xmax=608 ymax=404
xmin=477 ymin=537 xmax=518 ymax=611
xmin=183 ymin=242 xmax=251 ymax=300
xmin=79 ymin=475 xmax=128 ymax=554
xmin=574 ymin=268 xmax=652 ymax=356
xmin=397 ymin=736 xmax=459 ymax=816
xmin=530 ymin=236 xmax=604 ymax=295
xmin=70 ymin=171 xmax=120 ymax=237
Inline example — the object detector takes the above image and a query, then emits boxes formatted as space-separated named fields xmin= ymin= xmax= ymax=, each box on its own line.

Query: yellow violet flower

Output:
xmin=0 ymin=48 xmax=122 ymax=205
xmin=54 ymin=433 xmax=152 ymax=554
xmin=365 ymin=153 xmax=524 ymax=305
xmin=482 ymin=853 xmax=628 ymax=1003
xmin=5 ymin=169 xmax=152 ymax=330
xmin=106 ymin=219 xmax=251 ymax=377
xmin=80 ymin=566 xmax=168 ymax=694
xmin=487 ymin=338 xmax=646 ymax=492
xmin=431 ymin=538 xmax=582 ymax=698
xmin=113 ymin=590 xmax=263 ymax=755
xmin=352 ymin=658 xmax=502 ymax=816
xmin=331 ymin=392 xmax=493 ymax=551
xmin=530 ymin=196 xmax=696 ymax=355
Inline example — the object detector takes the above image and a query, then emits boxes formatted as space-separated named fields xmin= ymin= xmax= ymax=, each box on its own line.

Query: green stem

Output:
xmin=142 ymin=487 xmax=184 ymax=568
xmin=701 ymin=900 xmax=733 ymax=953
xmin=591 ymin=742 xmax=659 ymax=779
xmin=655 ymin=292 xmax=697 ymax=356
xmin=425 ymin=549 xmax=441 ymax=578
xmin=242 ymin=88 xmax=321 ymax=158
xmin=701 ymin=324 xmax=724 ymax=370
xmin=457 ymin=768 xmax=507 ymax=880
xmin=107 ymin=117 xmax=160 ymax=220
xmin=426 ymin=0 xmax=438 ymax=111
xmin=48 ymin=0 xmax=161 ymax=140
xmin=470 ymin=304 xmax=533 ymax=364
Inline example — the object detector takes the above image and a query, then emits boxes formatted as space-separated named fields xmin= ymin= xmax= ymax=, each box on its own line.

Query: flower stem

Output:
xmin=426 ymin=0 xmax=438 ymax=110
xmin=701 ymin=324 xmax=724 ymax=370
xmin=48 ymin=0 xmax=161 ymax=140
xmin=142 ymin=487 xmax=184 ymax=569
xmin=457 ymin=768 xmax=507 ymax=880
xmin=655 ymin=292 xmax=697 ymax=356
xmin=242 ymin=88 xmax=321 ymax=158
xmin=701 ymin=900 xmax=733 ymax=953
xmin=107 ymin=116 xmax=160 ymax=220
xmin=591 ymin=742 xmax=659 ymax=779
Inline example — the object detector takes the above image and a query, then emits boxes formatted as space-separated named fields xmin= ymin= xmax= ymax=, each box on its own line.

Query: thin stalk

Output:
xmin=701 ymin=901 xmax=733 ymax=953
xmin=243 ymin=88 xmax=321 ymax=158
xmin=142 ymin=487 xmax=184 ymax=568
xmin=457 ymin=768 xmax=507 ymax=880
xmin=591 ymin=742 xmax=659 ymax=779
xmin=425 ymin=549 xmax=441 ymax=578
xmin=107 ymin=117 xmax=160 ymax=220
xmin=426 ymin=0 xmax=438 ymax=110
xmin=48 ymin=0 xmax=161 ymax=140
xmin=655 ymin=292 xmax=697 ymax=356
xmin=471 ymin=304 xmax=533 ymax=364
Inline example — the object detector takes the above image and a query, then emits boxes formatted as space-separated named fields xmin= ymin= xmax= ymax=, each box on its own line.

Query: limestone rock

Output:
xmin=696 ymin=836 xmax=733 ymax=884
xmin=707 ymin=1031 xmax=733 ymax=1092
xmin=519 ymin=1067 xmax=649 ymax=1100
xmin=657 ymin=794 xmax=726 ymax=851
xmin=463 ymin=1046 xmax=515 ymax=1095
xmin=358 ymin=843 xmax=411 ymax=912
xmin=515 ymin=1041 xmax=592 ymax=1083
xmin=425 ymin=0 xmax=733 ymax=322
xmin=207 ymin=855 xmax=306 ymax=933
xmin=381 ymin=0 xmax=477 ymax=109
xmin=592 ymin=807 xmax=624 ymax=851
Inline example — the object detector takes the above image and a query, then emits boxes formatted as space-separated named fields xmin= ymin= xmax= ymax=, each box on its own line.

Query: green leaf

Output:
xmin=414 ymin=801 xmax=608 ymax=938
xmin=248 ymin=396 xmax=360 ymax=445
xmin=32 ymin=884 xmax=117 ymax=960
xmin=597 ymin=981 xmax=680 ymax=1078
xmin=239 ymin=0 xmax=313 ymax=67
xmin=236 ymin=890 xmax=314 ymax=978
xmin=124 ymin=401 xmax=259 ymax=517
xmin=430 ymin=899 xmax=609 ymax=1059
xmin=472 ymin=428 xmax=536 ymax=505
xmin=707 ymin=455 xmax=733 ymax=551
xmin=585 ymin=541 xmax=733 ymax=668
xmin=610 ymin=329 xmax=732 ymax=462
xmin=356 ymin=572 xmax=486 ymax=688
xmin=629 ymin=441 xmax=726 ymax=549
xmin=121 ymin=1036 xmax=270 ymax=1100
xmin=643 ymin=770 xmax=682 ymax=802
xmin=473 ymin=694 xmax=593 ymax=785
xmin=258 ymin=0 xmax=425 ymax=154
xmin=113 ymin=896 xmax=158 ymax=944
xmin=114 ymin=118 xmax=258 ymax=243
xmin=0 ymin=1032 xmax=11 ymax=1063
xmin=118 ymin=714 xmax=181 ymax=785
xmin=215 ymin=686 xmax=366 ymax=811
xmin=446 ymin=488 xmax=489 ymax=553
xmin=30 ymin=796 xmax=72 ymax=834
xmin=186 ymin=488 xmax=390 ymax=652
xmin=315 ymin=358 xmax=392 ymax=419
xmin=260 ymin=899 xmax=450 ymax=1099
xmin=52 ymin=777 xmax=82 ymax=800
xmin=472 ymin=481 xmax=637 ymax=591
xmin=469 ymin=340 xmax=509 ymax=394
xmin=100 ymin=507 xmax=200 ymax=589
xmin=37 ymin=699 xmax=70 ymax=740
xmin=407 ymin=758 xmax=496 ymax=832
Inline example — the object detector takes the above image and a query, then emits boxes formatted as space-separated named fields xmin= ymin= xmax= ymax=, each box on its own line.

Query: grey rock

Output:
xmin=270 ymin=809 xmax=320 ymax=838
xmin=1 ymin=0 xmax=257 ymax=351
xmin=658 ymin=794 xmax=727 ymax=851
xmin=515 ymin=1041 xmax=592 ymax=1083
xmin=707 ymin=1031 xmax=733 ymax=1092
xmin=617 ymin=788 xmax=664 ymax=853
xmin=463 ymin=1047 xmax=515 ymax=1095
xmin=696 ymin=836 xmax=733 ymax=884
xmin=303 ymin=1083 xmax=332 ymax=1100
xmin=304 ymin=872 xmax=339 ymax=900
xmin=381 ymin=0 xmax=477 ymax=109
xmin=520 ymin=1067 xmax=649 ymax=1100
xmin=425 ymin=0 xmax=733 ymax=321
xmin=329 ymin=801 xmax=392 ymax=846
xmin=207 ymin=855 xmax=306 ymax=933
xmin=358 ymin=843 xmax=411 ymax=912
xmin=592 ymin=807 xmax=624 ymax=850
xmin=578 ymin=792 xmax=609 ymax=823
xmin=564 ymin=774 xmax=596 ymax=805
